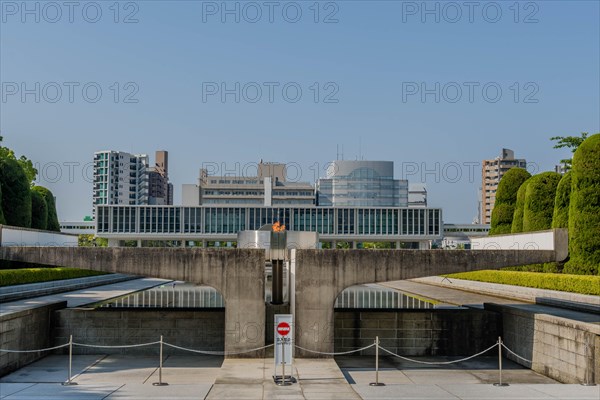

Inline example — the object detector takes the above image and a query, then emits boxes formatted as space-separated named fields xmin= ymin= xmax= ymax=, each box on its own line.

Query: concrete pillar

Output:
xmin=108 ymin=239 xmax=119 ymax=247
xmin=419 ymin=241 xmax=430 ymax=250
xmin=137 ymin=240 xmax=142 ymax=248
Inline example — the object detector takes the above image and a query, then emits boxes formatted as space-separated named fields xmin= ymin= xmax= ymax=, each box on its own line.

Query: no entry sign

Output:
xmin=277 ymin=322 xmax=290 ymax=336
xmin=274 ymin=314 xmax=293 ymax=366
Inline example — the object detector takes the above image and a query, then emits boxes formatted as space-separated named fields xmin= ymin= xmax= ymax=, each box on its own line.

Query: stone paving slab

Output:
xmin=0 ymin=383 xmax=36 ymax=398
xmin=0 ymin=355 xmax=104 ymax=383
xmin=0 ymin=383 xmax=123 ymax=399
xmin=105 ymin=383 xmax=213 ymax=399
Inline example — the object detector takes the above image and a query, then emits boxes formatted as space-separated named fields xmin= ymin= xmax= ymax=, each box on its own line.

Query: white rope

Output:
xmin=294 ymin=343 xmax=375 ymax=356
xmin=501 ymin=343 xmax=532 ymax=364
xmin=163 ymin=342 xmax=274 ymax=356
xmin=0 ymin=343 xmax=70 ymax=353
xmin=73 ymin=341 xmax=160 ymax=349
xmin=379 ymin=342 xmax=499 ymax=365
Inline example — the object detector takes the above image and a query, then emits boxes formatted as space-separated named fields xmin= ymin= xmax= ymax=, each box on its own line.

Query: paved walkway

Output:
xmin=1 ymin=355 xmax=599 ymax=399
xmin=0 ymin=278 xmax=172 ymax=317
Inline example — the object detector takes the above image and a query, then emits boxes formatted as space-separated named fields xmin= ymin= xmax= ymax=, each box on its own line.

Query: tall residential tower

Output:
xmin=481 ymin=148 xmax=527 ymax=224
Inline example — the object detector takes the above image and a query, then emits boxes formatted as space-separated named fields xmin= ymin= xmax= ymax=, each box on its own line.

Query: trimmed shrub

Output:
xmin=511 ymin=177 xmax=531 ymax=233
xmin=444 ymin=270 xmax=600 ymax=295
xmin=490 ymin=168 xmax=531 ymax=235
xmin=523 ymin=172 xmax=562 ymax=232
xmin=565 ymin=133 xmax=600 ymax=275
xmin=0 ymin=158 xmax=32 ymax=228
xmin=490 ymin=203 xmax=515 ymax=235
xmin=0 ymin=268 xmax=106 ymax=287
xmin=0 ymin=184 xmax=5 ymax=225
xmin=552 ymin=171 xmax=572 ymax=229
xmin=30 ymin=189 xmax=48 ymax=230
xmin=33 ymin=186 xmax=60 ymax=232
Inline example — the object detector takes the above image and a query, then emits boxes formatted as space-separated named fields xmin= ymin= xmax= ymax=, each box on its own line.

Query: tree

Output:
xmin=33 ymin=186 xmax=60 ymax=232
xmin=522 ymin=172 xmax=562 ymax=232
xmin=0 ymin=184 xmax=5 ymax=225
xmin=565 ymin=133 xmax=600 ymax=275
xmin=0 ymin=158 xmax=32 ymax=227
xmin=490 ymin=168 xmax=531 ymax=235
xmin=552 ymin=172 xmax=572 ymax=229
xmin=550 ymin=132 xmax=595 ymax=171
xmin=0 ymin=136 xmax=38 ymax=186
xmin=511 ymin=177 xmax=531 ymax=233
xmin=30 ymin=189 xmax=48 ymax=230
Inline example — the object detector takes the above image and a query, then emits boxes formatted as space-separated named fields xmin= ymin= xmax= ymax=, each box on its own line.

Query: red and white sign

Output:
xmin=274 ymin=314 xmax=293 ymax=366
xmin=277 ymin=322 xmax=290 ymax=336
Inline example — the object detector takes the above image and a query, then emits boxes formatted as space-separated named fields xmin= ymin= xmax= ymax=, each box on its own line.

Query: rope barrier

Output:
xmin=501 ymin=343 xmax=532 ymax=364
xmin=0 ymin=343 xmax=69 ymax=353
xmin=73 ymin=341 xmax=160 ymax=349
xmin=294 ymin=343 xmax=375 ymax=356
xmin=163 ymin=342 xmax=274 ymax=356
xmin=379 ymin=342 xmax=499 ymax=365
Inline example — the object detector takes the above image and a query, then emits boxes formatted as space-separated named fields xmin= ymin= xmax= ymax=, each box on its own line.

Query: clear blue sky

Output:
xmin=1 ymin=0 xmax=599 ymax=222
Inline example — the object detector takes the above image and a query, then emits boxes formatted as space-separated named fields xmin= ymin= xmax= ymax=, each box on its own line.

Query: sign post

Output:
xmin=274 ymin=314 xmax=294 ymax=385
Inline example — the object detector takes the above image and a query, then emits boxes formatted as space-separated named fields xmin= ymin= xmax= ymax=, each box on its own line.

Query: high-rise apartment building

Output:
xmin=93 ymin=151 xmax=149 ymax=217
xmin=148 ymin=150 xmax=173 ymax=205
xmin=317 ymin=160 xmax=408 ymax=207
xmin=481 ymin=149 xmax=527 ymax=224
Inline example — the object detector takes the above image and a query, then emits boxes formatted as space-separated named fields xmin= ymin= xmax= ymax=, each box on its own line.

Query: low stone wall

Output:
xmin=52 ymin=308 xmax=225 ymax=355
xmin=0 ymin=301 xmax=66 ymax=376
xmin=485 ymin=303 xmax=599 ymax=384
xmin=334 ymin=308 xmax=501 ymax=356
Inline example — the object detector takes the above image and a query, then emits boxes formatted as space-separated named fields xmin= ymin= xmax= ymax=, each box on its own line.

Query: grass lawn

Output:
xmin=0 ymin=268 xmax=107 ymax=287
xmin=444 ymin=270 xmax=600 ymax=296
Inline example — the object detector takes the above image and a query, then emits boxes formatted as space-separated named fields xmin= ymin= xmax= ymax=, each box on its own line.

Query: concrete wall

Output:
xmin=293 ymin=248 xmax=560 ymax=357
xmin=0 ymin=247 xmax=266 ymax=357
xmin=334 ymin=309 xmax=500 ymax=356
xmin=485 ymin=303 xmax=599 ymax=384
xmin=0 ymin=225 xmax=77 ymax=247
xmin=470 ymin=229 xmax=568 ymax=261
xmin=52 ymin=308 xmax=225 ymax=355
xmin=0 ymin=301 xmax=66 ymax=376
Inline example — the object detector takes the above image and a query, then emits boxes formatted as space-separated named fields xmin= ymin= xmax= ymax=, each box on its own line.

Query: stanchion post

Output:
xmin=493 ymin=336 xmax=509 ymax=387
xmin=62 ymin=335 xmax=77 ymax=386
xmin=369 ymin=336 xmax=385 ymax=386
xmin=153 ymin=335 xmax=168 ymax=386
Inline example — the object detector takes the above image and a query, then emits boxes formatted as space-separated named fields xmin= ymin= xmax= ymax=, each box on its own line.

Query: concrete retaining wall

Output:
xmin=334 ymin=309 xmax=501 ymax=356
xmin=0 ymin=225 xmax=78 ymax=247
xmin=485 ymin=303 xmax=599 ymax=384
xmin=52 ymin=308 xmax=225 ymax=355
xmin=0 ymin=301 xmax=66 ymax=376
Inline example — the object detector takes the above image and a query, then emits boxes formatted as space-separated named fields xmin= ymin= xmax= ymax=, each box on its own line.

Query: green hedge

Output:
xmin=490 ymin=168 xmax=531 ymax=235
xmin=33 ymin=186 xmax=60 ymax=231
xmin=30 ymin=189 xmax=48 ymax=230
xmin=490 ymin=203 xmax=515 ymax=235
xmin=0 ymin=268 xmax=106 ymax=287
xmin=0 ymin=184 xmax=5 ymax=225
xmin=444 ymin=270 xmax=600 ymax=295
xmin=552 ymin=171 xmax=572 ymax=229
xmin=523 ymin=172 xmax=562 ymax=232
xmin=566 ymin=133 xmax=600 ymax=275
xmin=511 ymin=177 xmax=531 ymax=233
xmin=0 ymin=158 xmax=32 ymax=228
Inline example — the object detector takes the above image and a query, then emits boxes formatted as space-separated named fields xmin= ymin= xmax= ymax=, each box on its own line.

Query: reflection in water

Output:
xmin=335 ymin=285 xmax=436 ymax=309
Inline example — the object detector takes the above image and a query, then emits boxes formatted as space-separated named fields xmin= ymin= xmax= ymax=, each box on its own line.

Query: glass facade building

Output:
xmin=96 ymin=205 xmax=442 ymax=240
xmin=317 ymin=161 xmax=408 ymax=207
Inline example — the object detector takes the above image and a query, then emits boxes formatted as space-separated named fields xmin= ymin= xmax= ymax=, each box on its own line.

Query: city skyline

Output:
xmin=2 ymin=1 xmax=598 ymax=222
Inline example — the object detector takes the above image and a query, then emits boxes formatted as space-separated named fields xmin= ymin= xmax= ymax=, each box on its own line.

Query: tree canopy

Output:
xmin=550 ymin=132 xmax=592 ymax=171
xmin=522 ymin=172 xmax=562 ymax=232
xmin=30 ymin=189 xmax=48 ymax=230
xmin=565 ymin=133 xmax=600 ymax=275
xmin=552 ymin=172 xmax=572 ymax=229
xmin=0 ymin=158 xmax=32 ymax=228
xmin=0 ymin=136 xmax=38 ymax=186
xmin=33 ymin=186 xmax=60 ymax=232
xmin=490 ymin=168 xmax=531 ymax=235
